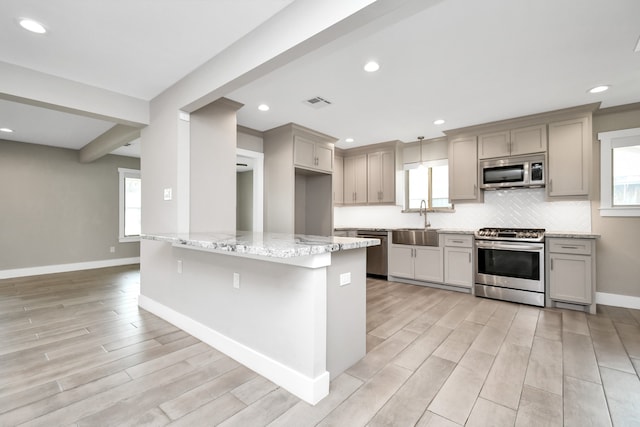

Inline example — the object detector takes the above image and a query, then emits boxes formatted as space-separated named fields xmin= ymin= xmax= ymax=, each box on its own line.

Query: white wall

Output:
xmin=335 ymin=188 xmax=591 ymax=232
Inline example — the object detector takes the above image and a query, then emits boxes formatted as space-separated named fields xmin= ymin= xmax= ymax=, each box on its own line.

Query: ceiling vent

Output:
xmin=304 ymin=96 xmax=332 ymax=109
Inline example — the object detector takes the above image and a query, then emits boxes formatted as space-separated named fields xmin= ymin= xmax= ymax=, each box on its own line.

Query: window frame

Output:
xmin=598 ymin=127 xmax=640 ymax=217
xmin=403 ymin=159 xmax=454 ymax=213
xmin=118 ymin=167 xmax=141 ymax=242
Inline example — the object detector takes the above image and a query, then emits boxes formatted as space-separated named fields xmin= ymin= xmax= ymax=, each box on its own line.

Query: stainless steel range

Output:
xmin=474 ymin=227 xmax=545 ymax=307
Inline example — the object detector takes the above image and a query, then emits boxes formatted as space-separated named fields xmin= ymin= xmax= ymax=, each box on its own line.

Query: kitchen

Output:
xmin=2 ymin=0 xmax=640 ymax=425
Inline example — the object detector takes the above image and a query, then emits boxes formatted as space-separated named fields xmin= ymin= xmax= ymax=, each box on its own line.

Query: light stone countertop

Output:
xmin=142 ymin=231 xmax=380 ymax=259
xmin=545 ymin=231 xmax=600 ymax=239
xmin=436 ymin=229 xmax=476 ymax=235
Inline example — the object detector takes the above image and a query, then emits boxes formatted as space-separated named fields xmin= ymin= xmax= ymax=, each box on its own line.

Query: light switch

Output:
xmin=163 ymin=188 xmax=172 ymax=201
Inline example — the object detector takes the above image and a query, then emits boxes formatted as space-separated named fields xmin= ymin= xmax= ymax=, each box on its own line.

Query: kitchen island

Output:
xmin=139 ymin=231 xmax=379 ymax=404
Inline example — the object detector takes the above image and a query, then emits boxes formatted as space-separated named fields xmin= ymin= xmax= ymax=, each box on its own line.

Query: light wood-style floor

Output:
xmin=1 ymin=265 xmax=639 ymax=426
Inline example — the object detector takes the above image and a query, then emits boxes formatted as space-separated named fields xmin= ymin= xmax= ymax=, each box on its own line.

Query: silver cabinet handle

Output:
xmin=560 ymin=245 xmax=579 ymax=250
xmin=549 ymin=179 xmax=553 ymax=192
xmin=550 ymin=259 xmax=554 ymax=270
xmin=474 ymin=184 xmax=477 ymax=196
xmin=468 ymin=253 xmax=471 ymax=263
xmin=452 ymin=240 xmax=464 ymax=244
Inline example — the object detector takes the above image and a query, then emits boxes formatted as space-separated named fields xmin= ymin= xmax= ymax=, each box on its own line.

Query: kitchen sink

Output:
xmin=392 ymin=228 xmax=440 ymax=246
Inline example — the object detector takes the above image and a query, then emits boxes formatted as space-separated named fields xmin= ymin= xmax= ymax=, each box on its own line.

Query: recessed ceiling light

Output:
xmin=258 ymin=104 xmax=270 ymax=111
xmin=345 ymin=138 xmax=354 ymax=143
xmin=364 ymin=61 xmax=380 ymax=72
xmin=433 ymin=119 xmax=445 ymax=125
xmin=0 ymin=128 xmax=14 ymax=133
xmin=588 ymin=85 xmax=610 ymax=94
xmin=19 ymin=18 xmax=47 ymax=34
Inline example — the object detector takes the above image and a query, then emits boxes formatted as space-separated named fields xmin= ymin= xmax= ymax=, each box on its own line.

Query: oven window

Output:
xmin=477 ymin=248 xmax=540 ymax=280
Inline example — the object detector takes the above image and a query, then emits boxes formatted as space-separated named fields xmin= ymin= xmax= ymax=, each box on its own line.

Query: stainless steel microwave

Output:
xmin=480 ymin=154 xmax=545 ymax=190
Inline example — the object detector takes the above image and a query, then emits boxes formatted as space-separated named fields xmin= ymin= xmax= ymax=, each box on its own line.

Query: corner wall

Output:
xmin=0 ymin=140 xmax=140 ymax=274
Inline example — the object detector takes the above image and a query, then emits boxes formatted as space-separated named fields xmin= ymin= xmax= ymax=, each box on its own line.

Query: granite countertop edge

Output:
xmin=544 ymin=232 xmax=600 ymax=239
xmin=141 ymin=232 xmax=380 ymax=259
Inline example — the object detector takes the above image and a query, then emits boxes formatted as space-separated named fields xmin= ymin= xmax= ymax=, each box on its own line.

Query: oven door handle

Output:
xmin=476 ymin=241 xmax=543 ymax=251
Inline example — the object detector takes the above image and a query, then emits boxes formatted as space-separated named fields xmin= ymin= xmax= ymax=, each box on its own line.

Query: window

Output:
xmin=118 ymin=168 xmax=141 ymax=241
xmin=598 ymin=128 xmax=640 ymax=217
xmin=404 ymin=160 xmax=452 ymax=210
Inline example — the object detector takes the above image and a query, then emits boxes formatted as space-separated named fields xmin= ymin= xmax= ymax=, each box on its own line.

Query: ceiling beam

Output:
xmin=78 ymin=124 xmax=141 ymax=163
xmin=0 ymin=61 xmax=148 ymax=127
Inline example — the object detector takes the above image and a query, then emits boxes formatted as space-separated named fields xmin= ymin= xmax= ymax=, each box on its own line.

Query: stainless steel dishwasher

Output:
xmin=357 ymin=230 xmax=388 ymax=278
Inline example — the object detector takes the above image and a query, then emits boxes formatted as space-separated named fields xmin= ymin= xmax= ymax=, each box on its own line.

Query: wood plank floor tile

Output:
xmin=432 ymin=321 xmax=483 ymax=363
xmin=393 ymin=324 xmax=452 ymax=371
xmin=217 ymin=388 xmax=301 ymax=427
xmin=465 ymin=397 xmax=516 ymax=427
xmin=535 ymin=310 xmax=562 ymax=341
xmin=562 ymin=331 xmax=601 ymax=384
xmin=268 ymin=373 xmax=363 ymax=427
xmin=317 ymin=364 xmax=412 ymax=426
xmin=479 ymin=342 xmax=531 ymax=410
xmin=615 ymin=322 xmax=640 ymax=359
xmin=515 ymin=385 xmax=563 ymax=427
xmin=369 ymin=356 xmax=456 ymax=427
xmin=590 ymin=327 xmax=636 ymax=373
xmin=564 ymin=375 xmax=612 ymax=427
xmin=167 ymin=393 xmax=246 ymax=427
xmin=562 ymin=310 xmax=590 ymax=335
xmin=416 ymin=411 xmax=462 ymax=427
xmin=345 ymin=329 xmax=418 ymax=381
xmin=524 ymin=335 xmax=563 ymax=395
xmin=230 ymin=375 xmax=279 ymax=405
xmin=599 ymin=366 xmax=640 ymax=426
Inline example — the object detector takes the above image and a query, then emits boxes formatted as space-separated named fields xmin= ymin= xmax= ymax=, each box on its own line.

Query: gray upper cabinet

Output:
xmin=343 ymin=154 xmax=368 ymax=205
xmin=294 ymin=135 xmax=334 ymax=173
xmin=367 ymin=150 xmax=395 ymax=204
xmin=478 ymin=124 xmax=547 ymax=159
xmin=448 ymin=136 xmax=481 ymax=202
xmin=547 ymin=116 xmax=590 ymax=197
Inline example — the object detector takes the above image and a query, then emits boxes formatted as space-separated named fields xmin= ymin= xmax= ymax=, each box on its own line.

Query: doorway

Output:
xmin=236 ymin=149 xmax=263 ymax=232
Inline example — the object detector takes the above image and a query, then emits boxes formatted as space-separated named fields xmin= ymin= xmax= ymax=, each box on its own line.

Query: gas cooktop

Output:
xmin=475 ymin=227 xmax=545 ymax=242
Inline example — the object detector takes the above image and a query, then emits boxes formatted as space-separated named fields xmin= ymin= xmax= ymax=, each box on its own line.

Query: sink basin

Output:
xmin=392 ymin=228 xmax=440 ymax=246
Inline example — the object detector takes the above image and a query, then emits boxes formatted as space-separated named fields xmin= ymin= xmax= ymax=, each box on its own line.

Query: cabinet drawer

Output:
xmin=548 ymin=238 xmax=592 ymax=255
xmin=443 ymin=234 xmax=473 ymax=248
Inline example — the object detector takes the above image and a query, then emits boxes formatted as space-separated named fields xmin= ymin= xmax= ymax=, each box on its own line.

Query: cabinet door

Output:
xmin=548 ymin=117 xmax=589 ymax=197
xmin=367 ymin=152 xmax=383 ymax=202
xmin=388 ymin=245 xmax=414 ymax=279
xmin=511 ymin=124 xmax=547 ymax=156
xmin=380 ymin=150 xmax=395 ymax=203
xmin=478 ymin=131 xmax=510 ymax=159
xmin=315 ymin=143 xmax=333 ymax=173
xmin=293 ymin=136 xmax=316 ymax=169
xmin=333 ymin=155 xmax=344 ymax=204
xmin=367 ymin=150 xmax=395 ymax=203
xmin=344 ymin=155 xmax=367 ymax=204
xmin=549 ymin=253 xmax=592 ymax=304
xmin=449 ymin=136 xmax=480 ymax=201
xmin=414 ymin=247 xmax=444 ymax=283
xmin=444 ymin=247 xmax=473 ymax=288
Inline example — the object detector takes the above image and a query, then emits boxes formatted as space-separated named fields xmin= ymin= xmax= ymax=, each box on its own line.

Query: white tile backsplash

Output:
xmin=334 ymin=188 xmax=591 ymax=232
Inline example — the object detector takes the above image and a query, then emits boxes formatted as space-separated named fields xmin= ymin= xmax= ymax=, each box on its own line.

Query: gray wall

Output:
xmin=592 ymin=105 xmax=640 ymax=298
xmin=0 ymin=140 xmax=140 ymax=270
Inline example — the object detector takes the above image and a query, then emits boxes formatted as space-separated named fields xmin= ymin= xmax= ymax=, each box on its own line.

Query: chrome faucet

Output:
xmin=419 ymin=199 xmax=430 ymax=228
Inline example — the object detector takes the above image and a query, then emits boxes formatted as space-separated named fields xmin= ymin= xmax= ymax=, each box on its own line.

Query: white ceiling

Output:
xmin=1 ymin=0 xmax=639 ymax=155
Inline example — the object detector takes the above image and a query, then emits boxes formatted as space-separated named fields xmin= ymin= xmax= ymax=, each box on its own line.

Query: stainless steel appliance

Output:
xmin=357 ymin=230 xmax=388 ymax=278
xmin=480 ymin=154 xmax=545 ymax=190
xmin=474 ymin=227 xmax=545 ymax=306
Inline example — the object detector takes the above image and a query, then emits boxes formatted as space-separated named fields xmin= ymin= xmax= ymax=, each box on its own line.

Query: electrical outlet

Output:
xmin=163 ymin=188 xmax=172 ymax=201
xmin=339 ymin=272 xmax=351 ymax=286
xmin=109 ymin=246 xmax=115 ymax=253
xmin=233 ymin=272 xmax=240 ymax=289
xmin=177 ymin=260 xmax=183 ymax=274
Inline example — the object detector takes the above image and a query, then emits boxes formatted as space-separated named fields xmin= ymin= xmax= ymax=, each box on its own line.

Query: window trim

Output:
xmin=118 ymin=167 xmax=141 ymax=242
xmin=598 ymin=127 xmax=640 ymax=217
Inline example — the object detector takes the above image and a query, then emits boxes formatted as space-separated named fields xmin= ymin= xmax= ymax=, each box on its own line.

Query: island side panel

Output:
xmin=139 ymin=239 xmax=329 ymax=399
xmin=326 ymin=247 xmax=367 ymax=378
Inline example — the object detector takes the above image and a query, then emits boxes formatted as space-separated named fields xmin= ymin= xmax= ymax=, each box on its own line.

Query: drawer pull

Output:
xmin=452 ymin=240 xmax=464 ymax=244
xmin=560 ymin=245 xmax=579 ymax=250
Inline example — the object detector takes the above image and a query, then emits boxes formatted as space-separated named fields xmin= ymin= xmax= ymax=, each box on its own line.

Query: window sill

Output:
xmin=599 ymin=207 xmax=640 ymax=217
xmin=119 ymin=236 xmax=141 ymax=243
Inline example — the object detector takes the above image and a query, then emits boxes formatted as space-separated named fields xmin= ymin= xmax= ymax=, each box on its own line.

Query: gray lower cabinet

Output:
xmin=546 ymin=237 xmax=596 ymax=314
xmin=442 ymin=234 xmax=474 ymax=289
xmin=388 ymin=244 xmax=443 ymax=283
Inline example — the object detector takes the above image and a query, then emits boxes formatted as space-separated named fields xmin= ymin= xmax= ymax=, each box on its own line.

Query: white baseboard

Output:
xmin=596 ymin=292 xmax=640 ymax=310
xmin=0 ymin=257 xmax=140 ymax=280
xmin=138 ymin=294 xmax=329 ymax=405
